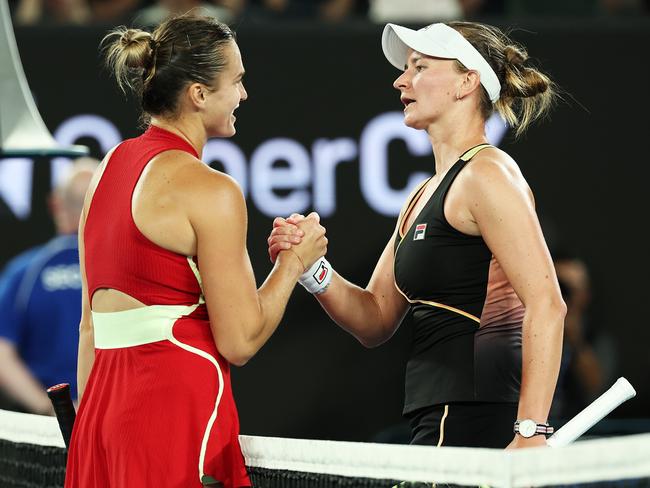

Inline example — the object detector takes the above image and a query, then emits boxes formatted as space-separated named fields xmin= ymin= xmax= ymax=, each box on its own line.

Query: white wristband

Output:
xmin=298 ymin=257 xmax=333 ymax=295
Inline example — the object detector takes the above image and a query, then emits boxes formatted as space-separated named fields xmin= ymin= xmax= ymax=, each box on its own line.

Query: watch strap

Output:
xmin=514 ymin=420 xmax=554 ymax=437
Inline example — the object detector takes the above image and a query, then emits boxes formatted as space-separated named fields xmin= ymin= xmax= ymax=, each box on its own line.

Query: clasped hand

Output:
xmin=269 ymin=212 xmax=327 ymax=272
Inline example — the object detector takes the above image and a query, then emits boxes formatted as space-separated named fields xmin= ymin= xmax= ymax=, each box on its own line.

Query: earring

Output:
xmin=456 ymin=91 xmax=462 ymax=100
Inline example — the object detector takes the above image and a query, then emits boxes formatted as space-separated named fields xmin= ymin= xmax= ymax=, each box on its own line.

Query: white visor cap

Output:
xmin=382 ymin=23 xmax=501 ymax=103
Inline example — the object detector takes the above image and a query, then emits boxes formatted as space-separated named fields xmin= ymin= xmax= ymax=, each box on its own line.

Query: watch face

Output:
xmin=519 ymin=419 xmax=537 ymax=438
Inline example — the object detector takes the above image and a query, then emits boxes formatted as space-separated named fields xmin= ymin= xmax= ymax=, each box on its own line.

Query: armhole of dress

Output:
xmin=85 ymin=143 xmax=123 ymax=229
xmin=84 ymin=143 xmax=123 ymax=304
xmin=438 ymin=143 xmax=495 ymax=233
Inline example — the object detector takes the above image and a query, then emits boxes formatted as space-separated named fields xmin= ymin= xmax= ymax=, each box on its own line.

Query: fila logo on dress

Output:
xmin=413 ymin=223 xmax=427 ymax=241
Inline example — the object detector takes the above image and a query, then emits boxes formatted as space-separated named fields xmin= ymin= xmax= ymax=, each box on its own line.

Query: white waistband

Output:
xmin=92 ymin=304 xmax=200 ymax=349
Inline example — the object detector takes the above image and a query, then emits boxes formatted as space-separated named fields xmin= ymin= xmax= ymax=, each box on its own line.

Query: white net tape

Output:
xmin=2 ymin=408 xmax=650 ymax=487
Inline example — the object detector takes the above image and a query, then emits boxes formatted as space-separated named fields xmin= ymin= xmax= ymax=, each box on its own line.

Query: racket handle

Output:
xmin=547 ymin=377 xmax=636 ymax=447
xmin=46 ymin=383 xmax=76 ymax=449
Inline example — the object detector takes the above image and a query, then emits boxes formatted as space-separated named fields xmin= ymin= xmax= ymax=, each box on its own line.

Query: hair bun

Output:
xmin=119 ymin=28 xmax=152 ymax=45
xmin=101 ymin=26 xmax=154 ymax=95
xmin=504 ymin=45 xmax=528 ymax=67
xmin=102 ymin=13 xmax=235 ymax=120
xmin=118 ymin=29 xmax=153 ymax=68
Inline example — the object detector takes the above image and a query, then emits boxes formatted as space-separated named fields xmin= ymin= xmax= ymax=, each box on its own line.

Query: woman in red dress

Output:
xmin=65 ymin=13 xmax=327 ymax=488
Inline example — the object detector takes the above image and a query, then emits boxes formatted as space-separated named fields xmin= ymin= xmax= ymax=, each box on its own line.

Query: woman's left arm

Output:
xmin=465 ymin=153 xmax=566 ymax=449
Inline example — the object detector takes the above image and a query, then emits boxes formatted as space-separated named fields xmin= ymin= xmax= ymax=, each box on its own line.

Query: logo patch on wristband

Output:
xmin=313 ymin=260 xmax=329 ymax=284
xmin=414 ymin=223 xmax=427 ymax=241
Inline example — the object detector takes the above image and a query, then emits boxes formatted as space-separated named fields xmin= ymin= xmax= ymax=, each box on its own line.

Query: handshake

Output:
xmin=267 ymin=212 xmax=332 ymax=295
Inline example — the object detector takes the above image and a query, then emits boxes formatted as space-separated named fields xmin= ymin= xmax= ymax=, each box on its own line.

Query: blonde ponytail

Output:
xmin=448 ymin=21 xmax=558 ymax=137
xmin=496 ymin=44 xmax=556 ymax=136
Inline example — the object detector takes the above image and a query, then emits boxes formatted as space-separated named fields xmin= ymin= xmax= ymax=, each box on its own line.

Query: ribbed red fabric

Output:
xmin=66 ymin=126 xmax=251 ymax=488
xmin=85 ymin=125 xmax=202 ymax=306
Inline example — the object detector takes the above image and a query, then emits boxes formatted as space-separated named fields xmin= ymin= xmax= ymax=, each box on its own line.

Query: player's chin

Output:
xmin=402 ymin=115 xmax=422 ymax=130
xmin=227 ymin=117 xmax=238 ymax=135
xmin=215 ymin=124 xmax=236 ymax=138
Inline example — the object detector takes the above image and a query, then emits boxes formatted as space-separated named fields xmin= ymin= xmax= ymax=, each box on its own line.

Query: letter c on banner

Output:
xmin=359 ymin=112 xmax=431 ymax=217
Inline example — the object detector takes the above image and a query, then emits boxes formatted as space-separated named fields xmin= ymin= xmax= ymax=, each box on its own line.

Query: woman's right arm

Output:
xmin=269 ymin=220 xmax=408 ymax=348
xmin=314 ymin=234 xmax=409 ymax=347
xmin=189 ymin=170 xmax=327 ymax=366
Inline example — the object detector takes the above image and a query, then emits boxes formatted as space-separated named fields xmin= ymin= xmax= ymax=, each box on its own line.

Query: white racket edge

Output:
xmin=546 ymin=377 xmax=636 ymax=447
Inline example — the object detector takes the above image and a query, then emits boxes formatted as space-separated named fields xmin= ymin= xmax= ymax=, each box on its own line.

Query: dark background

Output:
xmin=1 ymin=18 xmax=648 ymax=441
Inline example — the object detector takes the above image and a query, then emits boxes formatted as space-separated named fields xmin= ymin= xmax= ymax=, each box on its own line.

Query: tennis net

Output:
xmin=2 ymin=408 xmax=650 ymax=488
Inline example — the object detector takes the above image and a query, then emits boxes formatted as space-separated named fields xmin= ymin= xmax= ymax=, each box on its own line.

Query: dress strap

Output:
xmin=459 ymin=143 xmax=493 ymax=162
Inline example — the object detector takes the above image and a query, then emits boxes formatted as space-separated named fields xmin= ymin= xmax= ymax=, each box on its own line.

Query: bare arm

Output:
xmin=466 ymin=155 xmax=565 ymax=447
xmin=0 ymin=338 xmax=53 ymax=414
xmin=314 ymin=235 xmax=409 ymax=347
xmin=76 ymin=208 xmax=94 ymax=401
xmin=269 ymin=219 xmax=409 ymax=347
xmin=190 ymin=171 xmax=326 ymax=366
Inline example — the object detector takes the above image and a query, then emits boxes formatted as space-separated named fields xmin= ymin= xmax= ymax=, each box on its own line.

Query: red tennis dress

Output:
xmin=65 ymin=126 xmax=251 ymax=488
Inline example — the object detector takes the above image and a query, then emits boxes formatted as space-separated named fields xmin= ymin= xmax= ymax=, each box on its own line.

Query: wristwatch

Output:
xmin=514 ymin=419 xmax=554 ymax=438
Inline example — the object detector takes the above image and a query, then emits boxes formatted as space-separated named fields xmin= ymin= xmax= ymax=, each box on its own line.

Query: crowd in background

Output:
xmin=7 ymin=0 xmax=650 ymax=27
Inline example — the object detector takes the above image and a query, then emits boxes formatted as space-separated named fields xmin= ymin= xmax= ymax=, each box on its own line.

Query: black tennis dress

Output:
xmin=394 ymin=144 xmax=525 ymax=448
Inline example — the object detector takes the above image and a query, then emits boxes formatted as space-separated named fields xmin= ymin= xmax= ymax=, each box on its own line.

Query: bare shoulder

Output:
xmin=155 ymin=150 xmax=241 ymax=194
xmin=466 ymin=147 xmax=523 ymax=181
xmin=460 ymin=146 xmax=532 ymax=201
xmin=155 ymin=151 xmax=246 ymax=221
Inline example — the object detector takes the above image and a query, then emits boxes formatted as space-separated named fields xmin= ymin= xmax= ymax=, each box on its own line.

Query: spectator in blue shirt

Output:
xmin=0 ymin=158 xmax=97 ymax=414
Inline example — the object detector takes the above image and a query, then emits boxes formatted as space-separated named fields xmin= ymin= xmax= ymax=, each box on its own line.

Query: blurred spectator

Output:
xmin=0 ymin=158 xmax=97 ymax=415
xmin=90 ymin=0 xmax=141 ymax=23
xmin=13 ymin=0 xmax=142 ymax=25
xmin=369 ymin=0 xmax=462 ymax=23
xmin=509 ymin=0 xmax=646 ymax=16
xmin=13 ymin=0 xmax=92 ymax=25
xmin=599 ymin=0 xmax=646 ymax=14
xmin=368 ymin=0 xmax=504 ymax=23
xmin=247 ymin=0 xmax=367 ymax=22
xmin=551 ymin=255 xmax=607 ymax=420
xmin=133 ymin=0 xmax=243 ymax=25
